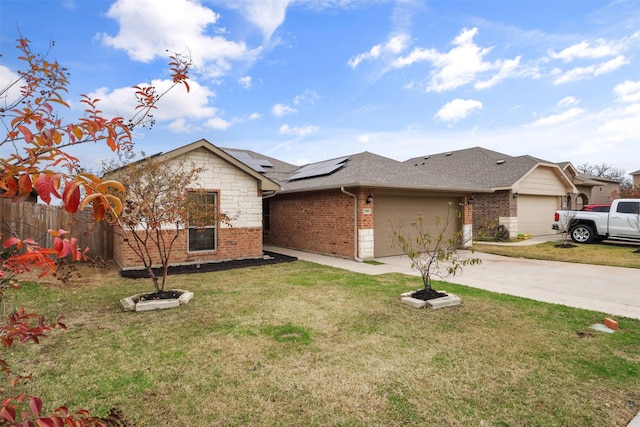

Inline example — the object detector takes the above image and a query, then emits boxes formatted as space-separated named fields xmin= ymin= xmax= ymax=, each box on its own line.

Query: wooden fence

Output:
xmin=0 ymin=198 xmax=113 ymax=261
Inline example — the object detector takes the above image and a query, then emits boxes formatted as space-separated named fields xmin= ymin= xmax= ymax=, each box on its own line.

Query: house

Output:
xmin=225 ymin=149 xmax=487 ymax=258
xmin=559 ymin=163 xmax=621 ymax=206
xmin=631 ymin=169 xmax=640 ymax=189
xmin=404 ymin=148 xmax=576 ymax=238
xmin=111 ymin=140 xmax=580 ymax=264
xmin=112 ymin=139 xmax=279 ymax=270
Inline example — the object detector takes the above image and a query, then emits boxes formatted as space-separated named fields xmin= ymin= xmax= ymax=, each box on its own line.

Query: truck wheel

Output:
xmin=570 ymin=224 xmax=595 ymax=244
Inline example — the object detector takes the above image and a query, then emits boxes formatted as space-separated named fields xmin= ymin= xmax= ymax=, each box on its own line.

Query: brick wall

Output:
xmin=472 ymin=190 xmax=514 ymax=236
xmin=265 ymin=189 xmax=355 ymax=257
xmin=114 ymin=226 xmax=263 ymax=269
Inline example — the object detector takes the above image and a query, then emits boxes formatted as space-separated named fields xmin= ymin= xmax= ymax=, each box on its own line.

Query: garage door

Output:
xmin=374 ymin=194 xmax=462 ymax=257
xmin=517 ymin=195 xmax=560 ymax=235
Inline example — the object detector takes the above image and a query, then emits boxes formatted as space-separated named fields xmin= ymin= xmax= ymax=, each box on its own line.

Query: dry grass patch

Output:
xmin=3 ymin=261 xmax=640 ymax=426
xmin=474 ymin=241 xmax=640 ymax=268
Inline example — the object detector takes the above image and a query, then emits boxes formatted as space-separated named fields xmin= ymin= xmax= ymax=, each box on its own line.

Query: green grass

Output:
xmin=474 ymin=240 xmax=640 ymax=268
xmin=3 ymin=261 xmax=640 ymax=426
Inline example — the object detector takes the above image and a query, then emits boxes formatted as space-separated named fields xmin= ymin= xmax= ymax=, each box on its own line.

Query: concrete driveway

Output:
xmin=265 ymin=237 xmax=640 ymax=320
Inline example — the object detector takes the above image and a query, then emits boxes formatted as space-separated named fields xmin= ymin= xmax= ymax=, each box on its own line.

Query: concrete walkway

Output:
xmin=265 ymin=234 xmax=640 ymax=320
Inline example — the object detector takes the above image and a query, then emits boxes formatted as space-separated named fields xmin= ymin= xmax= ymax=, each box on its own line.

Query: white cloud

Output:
xmin=248 ymin=112 xmax=263 ymax=120
xmin=0 ymin=66 xmax=21 ymax=109
xmin=167 ymin=118 xmax=191 ymax=133
xmin=293 ymin=89 xmax=320 ymax=105
xmin=348 ymin=33 xmax=411 ymax=68
xmin=205 ymin=117 xmax=232 ymax=130
xmin=530 ymin=108 xmax=584 ymax=126
xmin=357 ymin=133 xmax=381 ymax=144
xmin=435 ymin=99 xmax=483 ymax=123
xmin=278 ymin=124 xmax=319 ymax=136
xmin=597 ymin=103 xmax=640 ymax=141
xmin=614 ymin=80 xmax=640 ymax=103
xmin=238 ymin=76 xmax=252 ymax=89
xmin=549 ymin=39 xmax=622 ymax=62
xmin=272 ymin=103 xmax=296 ymax=116
xmin=86 ymin=78 xmax=217 ymax=130
xmin=553 ymin=55 xmax=628 ymax=85
xmin=558 ymin=96 xmax=579 ymax=107
xmin=224 ymin=0 xmax=291 ymax=40
xmin=393 ymin=28 xmax=520 ymax=93
xmin=475 ymin=56 xmax=521 ymax=89
xmin=100 ymin=0 xmax=261 ymax=78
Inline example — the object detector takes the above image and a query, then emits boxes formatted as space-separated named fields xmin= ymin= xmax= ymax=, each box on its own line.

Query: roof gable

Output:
xmin=404 ymin=147 xmax=572 ymax=190
xmin=151 ymin=139 xmax=280 ymax=191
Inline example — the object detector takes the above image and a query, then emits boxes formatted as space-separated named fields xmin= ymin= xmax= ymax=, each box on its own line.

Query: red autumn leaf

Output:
xmin=36 ymin=416 xmax=63 ymax=427
xmin=17 ymin=124 xmax=34 ymax=143
xmin=18 ymin=173 xmax=33 ymax=195
xmin=3 ymin=237 xmax=21 ymax=249
xmin=0 ymin=176 xmax=19 ymax=198
xmin=0 ymin=405 xmax=16 ymax=422
xmin=35 ymin=174 xmax=61 ymax=205
xmin=29 ymin=396 xmax=43 ymax=416
xmin=62 ymin=182 xmax=81 ymax=214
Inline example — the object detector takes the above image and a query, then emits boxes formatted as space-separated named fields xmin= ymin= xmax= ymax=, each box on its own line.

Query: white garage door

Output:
xmin=517 ymin=195 xmax=560 ymax=235
xmin=374 ymin=194 xmax=462 ymax=257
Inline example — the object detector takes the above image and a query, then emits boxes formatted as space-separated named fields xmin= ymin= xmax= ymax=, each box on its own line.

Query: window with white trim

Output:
xmin=188 ymin=191 xmax=218 ymax=252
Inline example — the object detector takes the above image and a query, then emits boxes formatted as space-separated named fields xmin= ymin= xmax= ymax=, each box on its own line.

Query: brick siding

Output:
xmin=472 ymin=190 xmax=515 ymax=236
xmin=265 ymin=189 xmax=355 ymax=257
xmin=114 ymin=226 xmax=263 ymax=269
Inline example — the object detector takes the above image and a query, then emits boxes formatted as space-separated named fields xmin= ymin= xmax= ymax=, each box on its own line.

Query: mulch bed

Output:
xmin=120 ymin=251 xmax=297 ymax=279
xmin=411 ymin=288 xmax=447 ymax=301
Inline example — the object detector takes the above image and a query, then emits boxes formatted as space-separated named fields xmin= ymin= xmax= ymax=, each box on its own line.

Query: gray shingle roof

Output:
xmin=274 ymin=152 xmax=487 ymax=193
xmin=404 ymin=147 xmax=550 ymax=189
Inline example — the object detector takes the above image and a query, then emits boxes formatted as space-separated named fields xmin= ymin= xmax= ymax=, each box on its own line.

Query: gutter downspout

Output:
xmin=340 ymin=187 xmax=363 ymax=263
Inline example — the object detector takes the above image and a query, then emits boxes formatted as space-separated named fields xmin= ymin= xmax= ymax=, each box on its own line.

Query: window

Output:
xmin=188 ymin=191 xmax=218 ymax=252
xmin=616 ymin=202 xmax=640 ymax=215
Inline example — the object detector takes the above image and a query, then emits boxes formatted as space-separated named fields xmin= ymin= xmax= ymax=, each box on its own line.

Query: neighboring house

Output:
xmin=558 ymin=163 xmax=601 ymax=209
xmin=225 ymin=149 xmax=487 ymax=258
xmin=559 ymin=162 xmax=621 ymax=206
xmin=584 ymin=175 xmax=620 ymax=204
xmin=112 ymin=139 xmax=280 ymax=270
xmin=631 ymin=169 xmax=640 ymax=189
xmin=405 ymin=148 xmax=576 ymax=238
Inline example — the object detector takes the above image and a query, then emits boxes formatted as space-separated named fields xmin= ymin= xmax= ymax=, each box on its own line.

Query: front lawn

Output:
xmin=4 ymin=261 xmax=640 ymax=426
xmin=474 ymin=240 xmax=640 ymax=268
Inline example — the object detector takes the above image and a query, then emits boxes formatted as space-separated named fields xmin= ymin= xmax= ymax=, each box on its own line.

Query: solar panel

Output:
xmin=289 ymin=156 xmax=349 ymax=181
xmin=226 ymin=150 xmax=273 ymax=173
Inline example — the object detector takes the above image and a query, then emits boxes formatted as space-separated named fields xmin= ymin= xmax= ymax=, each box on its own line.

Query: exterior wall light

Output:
xmin=512 ymin=192 xmax=518 ymax=200
xmin=365 ymin=194 xmax=373 ymax=204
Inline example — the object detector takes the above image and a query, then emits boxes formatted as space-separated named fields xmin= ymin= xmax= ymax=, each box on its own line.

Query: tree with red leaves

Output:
xmin=1 ymin=37 xmax=190 ymax=426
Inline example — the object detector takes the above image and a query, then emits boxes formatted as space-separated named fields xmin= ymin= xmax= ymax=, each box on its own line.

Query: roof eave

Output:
xmin=275 ymin=182 xmax=491 ymax=195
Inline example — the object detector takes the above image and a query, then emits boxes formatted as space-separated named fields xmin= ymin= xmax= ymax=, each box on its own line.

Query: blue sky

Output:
xmin=1 ymin=0 xmax=639 ymax=175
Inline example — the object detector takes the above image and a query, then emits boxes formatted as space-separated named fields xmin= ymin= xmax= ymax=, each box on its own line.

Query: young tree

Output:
xmin=557 ymin=209 xmax=578 ymax=248
xmin=391 ymin=204 xmax=481 ymax=300
xmin=1 ymin=37 xmax=190 ymax=425
xmin=104 ymin=152 xmax=231 ymax=294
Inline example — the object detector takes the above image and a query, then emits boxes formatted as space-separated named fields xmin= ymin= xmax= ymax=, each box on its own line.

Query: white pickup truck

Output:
xmin=552 ymin=198 xmax=640 ymax=243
